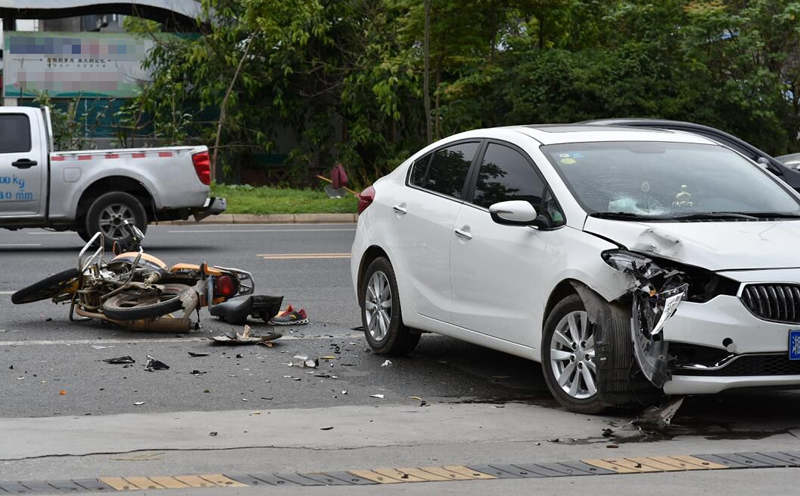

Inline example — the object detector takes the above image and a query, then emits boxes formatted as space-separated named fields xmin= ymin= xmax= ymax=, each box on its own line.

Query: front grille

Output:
xmin=741 ymin=284 xmax=800 ymax=324
xmin=675 ymin=354 xmax=800 ymax=377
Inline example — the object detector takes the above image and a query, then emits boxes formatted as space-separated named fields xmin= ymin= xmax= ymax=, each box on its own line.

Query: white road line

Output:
xmin=168 ymin=228 xmax=355 ymax=233
xmin=27 ymin=232 xmax=73 ymax=235
xmin=0 ymin=333 xmax=363 ymax=347
xmin=0 ymin=243 xmax=42 ymax=247
xmin=0 ymin=291 xmax=15 ymax=295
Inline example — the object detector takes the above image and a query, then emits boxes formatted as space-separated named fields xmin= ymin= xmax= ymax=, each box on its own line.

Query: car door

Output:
xmin=390 ymin=140 xmax=481 ymax=323
xmin=450 ymin=141 xmax=565 ymax=346
xmin=0 ymin=110 xmax=45 ymax=218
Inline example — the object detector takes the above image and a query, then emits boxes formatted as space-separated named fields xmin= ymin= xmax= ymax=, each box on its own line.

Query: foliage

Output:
xmin=32 ymin=92 xmax=105 ymax=151
xmin=211 ymin=183 xmax=357 ymax=214
xmin=136 ymin=0 xmax=800 ymax=186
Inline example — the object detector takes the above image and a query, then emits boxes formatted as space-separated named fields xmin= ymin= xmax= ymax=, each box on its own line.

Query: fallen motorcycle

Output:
xmin=11 ymin=222 xmax=277 ymax=331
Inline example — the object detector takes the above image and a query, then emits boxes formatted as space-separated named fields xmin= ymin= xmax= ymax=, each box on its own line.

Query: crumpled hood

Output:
xmin=584 ymin=217 xmax=800 ymax=271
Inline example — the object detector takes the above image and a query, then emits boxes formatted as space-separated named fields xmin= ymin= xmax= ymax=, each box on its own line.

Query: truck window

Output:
xmin=0 ymin=114 xmax=31 ymax=153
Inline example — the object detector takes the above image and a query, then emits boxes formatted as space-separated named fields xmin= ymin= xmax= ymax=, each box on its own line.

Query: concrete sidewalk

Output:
xmin=168 ymin=213 xmax=357 ymax=225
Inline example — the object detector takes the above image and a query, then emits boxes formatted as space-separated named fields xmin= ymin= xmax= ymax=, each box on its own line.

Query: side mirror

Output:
xmin=489 ymin=200 xmax=550 ymax=228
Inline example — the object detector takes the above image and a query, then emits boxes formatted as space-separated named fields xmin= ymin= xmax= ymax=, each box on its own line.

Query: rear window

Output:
xmin=0 ymin=114 xmax=31 ymax=153
xmin=422 ymin=142 xmax=480 ymax=199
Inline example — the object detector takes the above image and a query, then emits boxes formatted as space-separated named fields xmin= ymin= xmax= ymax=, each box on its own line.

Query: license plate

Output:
xmin=790 ymin=330 xmax=800 ymax=360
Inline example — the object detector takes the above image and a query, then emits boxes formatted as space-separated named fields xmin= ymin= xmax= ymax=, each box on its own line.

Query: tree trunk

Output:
xmin=434 ymin=56 xmax=442 ymax=140
xmin=212 ymin=32 xmax=258 ymax=183
xmin=423 ymin=0 xmax=433 ymax=144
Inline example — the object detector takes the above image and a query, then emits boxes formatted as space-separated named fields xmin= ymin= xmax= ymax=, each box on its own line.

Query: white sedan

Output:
xmin=350 ymin=125 xmax=800 ymax=413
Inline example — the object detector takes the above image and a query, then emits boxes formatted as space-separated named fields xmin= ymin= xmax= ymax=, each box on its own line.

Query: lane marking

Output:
xmin=258 ymin=253 xmax=351 ymax=260
xmin=0 ymin=244 xmax=42 ymax=247
xmin=28 ymin=232 xmax=74 ymax=235
xmin=169 ymin=228 xmax=355 ymax=234
xmin=0 ymin=333 xmax=364 ymax=347
xmin=0 ymin=291 xmax=15 ymax=295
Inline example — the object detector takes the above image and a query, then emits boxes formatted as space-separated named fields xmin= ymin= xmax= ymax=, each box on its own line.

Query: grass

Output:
xmin=211 ymin=184 xmax=358 ymax=215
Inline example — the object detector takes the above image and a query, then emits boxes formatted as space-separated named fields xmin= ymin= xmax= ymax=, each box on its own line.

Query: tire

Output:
xmin=12 ymin=268 xmax=80 ymax=304
xmin=360 ymin=257 xmax=420 ymax=355
xmin=85 ymin=192 xmax=148 ymax=249
xmin=541 ymin=294 xmax=661 ymax=414
xmin=76 ymin=222 xmax=91 ymax=243
xmin=102 ymin=284 xmax=194 ymax=321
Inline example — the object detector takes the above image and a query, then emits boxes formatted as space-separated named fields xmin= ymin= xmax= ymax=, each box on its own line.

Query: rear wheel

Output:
xmin=542 ymin=294 xmax=661 ymax=414
xmin=102 ymin=284 xmax=194 ymax=321
xmin=12 ymin=268 xmax=80 ymax=304
xmin=85 ymin=192 xmax=148 ymax=249
xmin=361 ymin=257 xmax=420 ymax=355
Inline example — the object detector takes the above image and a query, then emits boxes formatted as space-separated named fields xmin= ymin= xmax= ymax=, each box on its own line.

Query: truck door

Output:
xmin=0 ymin=109 xmax=46 ymax=218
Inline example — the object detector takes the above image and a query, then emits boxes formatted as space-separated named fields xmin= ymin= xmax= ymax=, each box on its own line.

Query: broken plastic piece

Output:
xmin=103 ymin=356 xmax=135 ymax=364
xmin=381 ymin=360 xmax=392 ymax=367
xmin=209 ymin=295 xmax=284 ymax=325
xmin=144 ymin=355 xmax=169 ymax=372
xmin=188 ymin=352 xmax=210 ymax=357
xmin=211 ymin=325 xmax=282 ymax=345
xmin=291 ymin=355 xmax=318 ymax=368
xmin=134 ymin=401 xmax=145 ymax=406
xmin=370 ymin=394 xmax=385 ymax=399
xmin=635 ymin=396 xmax=685 ymax=431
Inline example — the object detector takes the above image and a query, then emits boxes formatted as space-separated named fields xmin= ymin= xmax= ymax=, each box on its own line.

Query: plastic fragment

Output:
xmin=320 ymin=426 xmax=334 ymax=431
xmin=370 ymin=394 xmax=385 ymax=399
xmin=381 ymin=360 xmax=392 ymax=367
xmin=188 ymin=352 xmax=210 ymax=357
xmin=144 ymin=355 xmax=169 ymax=371
xmin=134 ymin=401 xmax=145 ymax=406
xmin=103 ymin=356 xmax=135 ymax=364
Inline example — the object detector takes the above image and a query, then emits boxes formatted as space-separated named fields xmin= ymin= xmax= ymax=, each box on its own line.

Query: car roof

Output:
xmin=502 ymin=124 xmax=714 ymax=146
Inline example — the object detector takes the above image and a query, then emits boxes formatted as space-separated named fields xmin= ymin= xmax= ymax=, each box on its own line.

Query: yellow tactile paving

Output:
xmin=443 ymin=466 xmax=497 ymax=480
xmin=644 ymin=456 xmax=707 ymax=471
xmin=418 ymin=466 xmax=476 ymax=480
xmin=393 ymin=468 xmax=451 ymax=482
xmin=99 ymin=477 xmax=139 ymax=491
xmin=626 ymin=457 xmax=686 ymax=472
xmin=198 ymin=475 xmax=248 ymax=488
xmin=372 ymin=469 xmax=428 ymax=482
xmin=173 ymin=476 xmax=215 ymax=488
xmin=580 ymin=459 xmax=642 ymax=474
xmin=670 ymin=455 xmax=729 ymax=470
xmin=148 ymin=477 xmax=191 ymax=489
xmin=123 ymin=478 xmax=164 ymax=490
xmin=600 ymin=459 xmax=662 ymax=473
xmin=348 ymin=470 xmax=403 ymax=484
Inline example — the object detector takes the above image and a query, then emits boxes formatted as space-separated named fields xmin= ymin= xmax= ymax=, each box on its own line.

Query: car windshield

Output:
xmin=542 ymin=141 xmax=800 ymax=219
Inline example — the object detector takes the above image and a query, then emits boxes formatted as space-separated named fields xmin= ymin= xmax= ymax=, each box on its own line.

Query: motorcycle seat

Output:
xmin=209 ymin=295 xmax=284 ymax=325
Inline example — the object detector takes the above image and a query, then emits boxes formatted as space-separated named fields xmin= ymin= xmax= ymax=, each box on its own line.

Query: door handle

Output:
xmin=12 ymin=159 xmax=38 ymax=169
xmin=454 ymin=228 xmax=472 ymax=240
xmin=393 ymin=205 xmax=407 ymax=215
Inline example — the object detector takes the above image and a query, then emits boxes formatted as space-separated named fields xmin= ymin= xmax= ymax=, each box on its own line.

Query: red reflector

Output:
xmin=357 ymin=186 xmax=375 ymax=215
xmin=214 ymin=275 xmax=237 ymax=298
xmin=192 ymin=152 xmax=211 ymax=185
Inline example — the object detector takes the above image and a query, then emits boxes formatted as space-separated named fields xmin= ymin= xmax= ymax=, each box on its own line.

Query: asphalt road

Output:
xmin=3 ymin=224 xmax=800 ymax=494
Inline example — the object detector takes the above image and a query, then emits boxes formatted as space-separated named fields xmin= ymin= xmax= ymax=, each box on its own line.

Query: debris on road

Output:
xmin=291 ymin=355 xmax=318 ymax=368
xmin=91 ymin=345 xmax=113 ymax=350
xmin=381 ymin=360 xmax=392 ymax=367
xmin=211 ymin=325 xmax=282 ymax=345
xmin=134 ymin=401 xmax=145 ymax=406
xmin=103 ymin=356 xmax=135 ymax=364
xmin=188 ymin=352 xmax=210 ymax=357
xmin=144 ymin=355 xmax=170 ymax=372
xmin=370 ymin=394 xmax=385 ymax=399
xmin=320 ymin=426 xmax=334 ymax=431
xmin=209 ymin=432 xmax=218 ymax=437
xmin=59 ymin=390 xmax=66 ymax=396
xmin=634 ymin=397 xmax=685 ymax=431
xmin=602 ymin=428 xmax=615 ymax=437
xmin=190 ymin=370 xmax=207 ymax=376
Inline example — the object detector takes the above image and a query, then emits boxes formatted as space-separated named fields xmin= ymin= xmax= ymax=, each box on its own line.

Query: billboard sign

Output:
xmin=3 ymin=32 xmax=159 ymax=98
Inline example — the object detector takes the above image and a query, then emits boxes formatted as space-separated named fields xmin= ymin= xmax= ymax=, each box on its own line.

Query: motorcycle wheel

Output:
xmin=102 ymin=284 xmax=194 ymax=321
xmin=12 ymin=268 xmax=80 ymax=304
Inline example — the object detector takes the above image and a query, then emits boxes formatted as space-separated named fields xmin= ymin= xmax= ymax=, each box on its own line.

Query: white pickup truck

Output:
xmin=0 ymin=106 xmax=225 ymax=246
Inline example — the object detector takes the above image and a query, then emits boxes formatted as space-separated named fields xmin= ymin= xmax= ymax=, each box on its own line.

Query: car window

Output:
xmin=472 ymin=143 xmax=546 ymax=209
xmin=423 ymin=142 xmax=480 ymax=199
xmin=0 ymin=114 xmax=31 ymax=153
xmin=409 ymin=153 xmax=432 ymax=187
xmin=543 ymin=189 xmax=566 ymax=227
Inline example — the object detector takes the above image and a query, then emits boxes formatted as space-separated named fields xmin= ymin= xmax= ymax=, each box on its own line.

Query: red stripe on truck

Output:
xmin=105 ymin=153 xmax=120 ymax=159
xmin=78 ymin=155 xmax=91 ymax=161
xmin=51 ymin=156 xmax=65 ymax=162
xmin=132 ymin=153 xmax=146 ymax=159
xmin=158 ymin=152 xmax=173 ymax=158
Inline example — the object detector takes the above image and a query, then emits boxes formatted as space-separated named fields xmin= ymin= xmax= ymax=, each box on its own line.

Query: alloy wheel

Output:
xmin=98 ymin=203 xmax=136 ymax=239
xmin=365 ymin=270 xmax=392 ymax=341
xmin=550 ymin=310 xmax=597 ymax=399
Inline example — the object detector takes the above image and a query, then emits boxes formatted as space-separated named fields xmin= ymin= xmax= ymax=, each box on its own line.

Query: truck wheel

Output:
xmin=85 ymin=192 xmax=147 ymax=249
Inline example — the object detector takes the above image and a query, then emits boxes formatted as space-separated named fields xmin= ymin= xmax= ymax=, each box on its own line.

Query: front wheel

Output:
xmin=102 ymin=284 xmax=195 ymax=321
xmin=12 ymin=268 xmax=80 ymax=304
xmin=360 ymin=257 xmax=420 ymax=355
xmin=542 ymin=294 xmax=660 ymax=414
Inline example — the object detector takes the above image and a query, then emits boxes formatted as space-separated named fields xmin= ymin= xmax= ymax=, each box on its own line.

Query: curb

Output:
xmin=1 ymin=451 xmax=797 ymax=493
xmin=167 ymin=213 xmax=357 ymax=225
